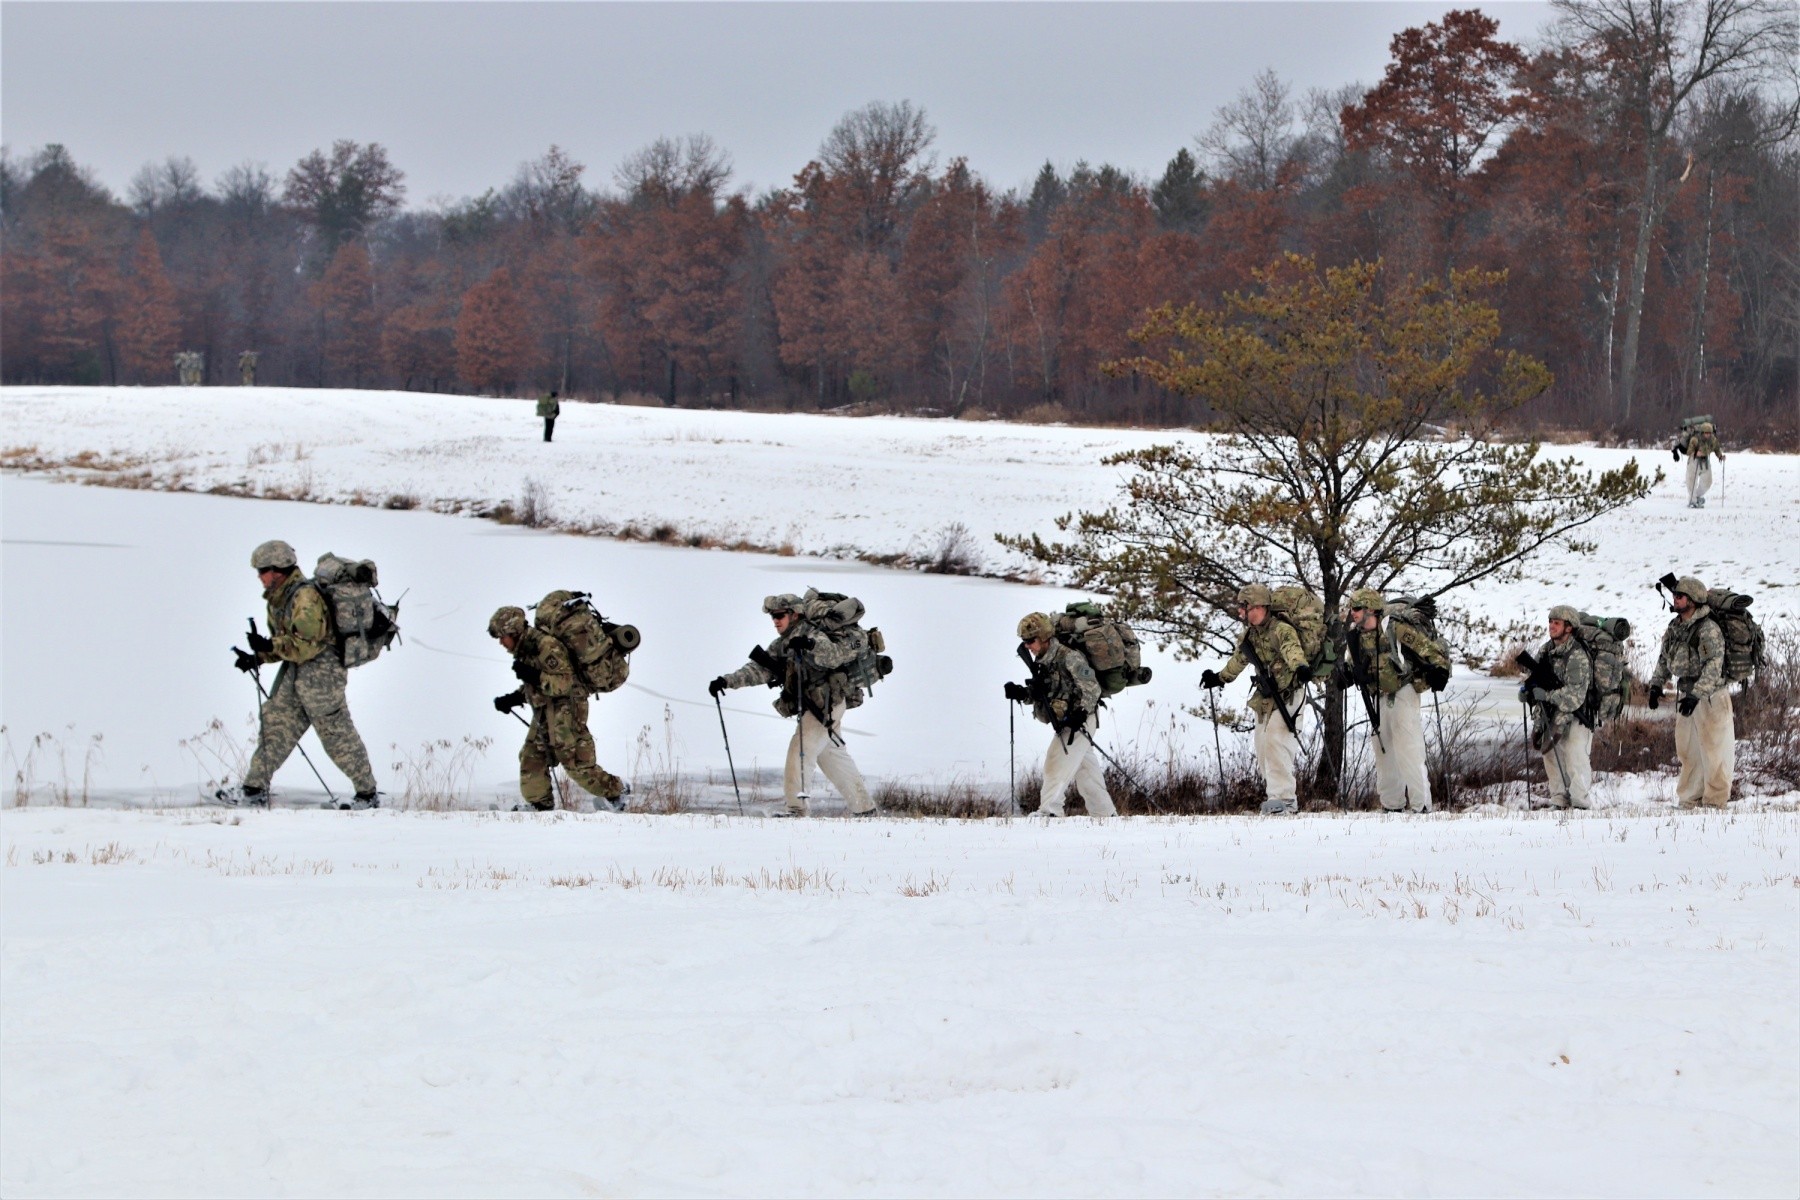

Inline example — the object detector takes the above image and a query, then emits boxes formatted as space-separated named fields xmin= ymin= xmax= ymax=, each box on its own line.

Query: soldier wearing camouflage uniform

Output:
xmin=537 ymin=391 xmax=561 ymax=442
xmin=1647 ymin=576 xmax=1734 ymax=809
xmin=1340 ymin=589 xmax=1448 ymax=813
xmin=239 ymin=350 xmax=258 ymax=386
xmin=224 ymin=540 xmax=378 ymax=808
xmin=1202 ymin=584 xmax=1312 ymax=814
xmin=1673 ymin=422 xmax=1724 ymax=509
xmin=1526 ymin=605 xmax=1595 ymax=809
xmin=1005 ymin=612 xmax=1116 ymax=818
xmin=489 ymin=606 xmax=627 ymax=812
xmin=709 ymin=594 xmax=876 ymax=817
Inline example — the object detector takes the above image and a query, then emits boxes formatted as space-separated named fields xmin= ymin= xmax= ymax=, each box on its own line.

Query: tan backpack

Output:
xmin=533 ymin=590 xmax=640 ymax=694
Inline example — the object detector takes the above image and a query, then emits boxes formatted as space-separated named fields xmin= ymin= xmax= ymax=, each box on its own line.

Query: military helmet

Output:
xmin=1347 ymin=587 xmax=1386 ymax=613
xmin=1548 ymin=604 xmax=1581 ymax=625
xmin=1235 ymin=583 xmax=1274 ymax=609
xmin=1017 ymin=612 xmax=1055 ymax=642
xmin=1674 ymin=576 xmax=1709 ymax=604
xmin=250 ymin=539 xmax=297 ymax=570
xmin=762 ymin=593 xmax=804 ymax=616
xmin=487 ymin=606 xmax=528 ymax=640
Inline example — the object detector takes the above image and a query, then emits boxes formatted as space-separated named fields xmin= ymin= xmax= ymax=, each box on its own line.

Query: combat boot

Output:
xmin=215 ymin=784 xmax=268 ymax=807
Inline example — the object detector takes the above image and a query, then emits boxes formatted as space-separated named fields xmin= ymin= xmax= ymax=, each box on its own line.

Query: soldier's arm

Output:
xmin=720 ymin=639 xmax=782 ymax=690
xmin=1063 ymin=652 xmax=1102 ymax=715
xmin=1395 ymin=621 xmax=1448 ymax=668
xmin=273 ymin=585 xmax=331 ymax=664
xmin=1691 ymin=619 xmax=1727 ymax=698
xmin=1546 ymin=646 xmax=1591 ymax=712
xmin=1217 ymin=635 xmax=1250 ymax=684
xmin=1273 ymin=622 xmax=1309 ymax=673
xmin=530 ymin=636 xmax=579 ymax=698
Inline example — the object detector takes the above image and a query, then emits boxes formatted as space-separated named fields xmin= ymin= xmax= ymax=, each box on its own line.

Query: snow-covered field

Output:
xmin=3 ymin=387 xmax=1798 ymax=1197
xmin=4 ymin=806 xmax=1797 ymax=1197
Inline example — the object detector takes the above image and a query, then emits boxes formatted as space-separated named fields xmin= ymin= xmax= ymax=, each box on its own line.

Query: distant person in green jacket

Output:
xmin=537 ymin=391 xmax=561 ymax=442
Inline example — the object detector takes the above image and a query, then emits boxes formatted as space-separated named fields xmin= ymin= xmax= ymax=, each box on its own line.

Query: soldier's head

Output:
xmin=487 ymin=606 xmax=528 ymax=651
xmin=1346 ymin=588 xmax=1385 ymax=631
xmin=1235 ymin=584 xmax=1274 ymax=627
xmin=250 ymin=539 xmax=297 ymax=588
xmin=1017 ymin=612 xmax=1054 ymax=656
xmin=1672 ymin=575 xmax=1707 ymax=614
xmin=763 ymin=593 xmax=804 ymax=635
xmin=1548 ymin=604 xmax=1580 ymax=642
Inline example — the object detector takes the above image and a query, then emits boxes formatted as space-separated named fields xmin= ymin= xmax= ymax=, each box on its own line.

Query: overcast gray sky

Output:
xmin=2 ymin=2 xmax=1557 ymax=205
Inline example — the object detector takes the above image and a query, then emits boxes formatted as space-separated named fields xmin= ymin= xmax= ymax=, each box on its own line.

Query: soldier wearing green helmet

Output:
xmin=489 ymin=605 xmax=627 ymax=813
xmin=1524 ymin=604 xmax=1596 ymax=809
xmin=1647 ymin=575 xmax=1734 ymax=808
xmin=1201 ymin=583 xmax=1312 ymax=814
xmin=1006 ymin=611 xmax=1115 ymax=818
xmin=1338 ymin=588 xmax=1445 ymax=813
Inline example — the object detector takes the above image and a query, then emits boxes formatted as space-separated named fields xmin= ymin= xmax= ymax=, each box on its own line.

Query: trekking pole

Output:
xmin=791 ymin=653 xmax=809 ymax=808
xmin=1520 ymin=698 xmax=1532 ymax=809
xmin=1431 ymin=690 xmax=1453 ymax=810
xmin=244 ymin=639 xmax=338 ymax=805
xmin=714 ymin=694 xmax=745 ymax=815
xmin=1008 ymin=697 xmax=1018 ymax=816
xmin=1088 ymin=739 xmax=1163 ymax=813
xmin=1207 ymin=687 xmax=1225 ymax=810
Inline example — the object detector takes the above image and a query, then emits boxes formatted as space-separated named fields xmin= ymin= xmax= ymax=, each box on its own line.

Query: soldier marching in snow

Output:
xmin=221 ymin=540 xmax=379 ymax=808
xmin=239 ymin=350 xmax=259 ymax=386
xmin=709 ymin=592 xmax=879 ymax=817
xmin=1647 ymin=576 xmax=1734 ymax=809
xmin=1672 ymin=418 xmax=1724 ymax=509
xmin=1520 ymin=605 xmax=1596 ymax=809
xmin=1202 ymin=584 xmax=1312 ymax=815
xmin=1006 ymin=612 xmax=1116 ymax=818
xmin=1337 ymin=589 xmax=1450 ymax=814
xmin=537 ymin=391 xmax=561 ymax=442
xmin=489 ymin=605 xmax=628 ymax=813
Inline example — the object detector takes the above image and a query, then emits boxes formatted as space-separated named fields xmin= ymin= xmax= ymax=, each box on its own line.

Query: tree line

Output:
xmin=3 ymin=4 xmax=1794 ymax=438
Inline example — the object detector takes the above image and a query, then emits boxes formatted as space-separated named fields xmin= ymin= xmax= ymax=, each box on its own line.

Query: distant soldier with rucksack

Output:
xmin=1672 ymin=417 xmax=1725 ymax=509
xmin=1007 ymin=611 xmax=1117 ymax=818
xmin=1201 ymin=584 xmax=1316 ymax=814
xmin=238 ymin=350 xmax=258 ymax=386
xmin=1516 ymin=605 xmax=1597 ymax=809
xmin=537 ymin=391 xmax=561 ymax=442
xmin=489 ymin=599 xmax=631 ymax=813
xmin=219 ymin=540 xmax=380 ymax=808
xmin=708 ymin=591 xmax=885 ymax=817
xmin=1647 ymin=575 xmax=1742 ymax=809
xmin=1336 ymin=589 xmax=1450 ymax=813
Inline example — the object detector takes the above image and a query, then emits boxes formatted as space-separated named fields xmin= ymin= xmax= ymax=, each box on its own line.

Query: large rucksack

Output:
xmin=534 ymin=590 xmax=640 ymax=695
xmin=1269 ymin=585 xmax=1332 ymax=676
xmin=313 ymin=553 xmax=400 ymax=669
xmin=800 ymin=589 xmax=892 ymax=704
xmin=1386 ymin=595 xmax=1453 ymax=690
xmin=1677 ymin=415 xmax=1721 ymax=459
xmin=1055 ymin=601 xmax=1152 ymax=697
xmin=1570 ymin=613 xmax=1632 ymax=728
xmin=1701 ymin=587 xmax=1765 ymax=683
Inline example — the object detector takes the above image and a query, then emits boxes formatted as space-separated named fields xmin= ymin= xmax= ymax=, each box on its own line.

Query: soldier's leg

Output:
xmin=1255 ymin=702 xmax=1300 ymax=809
xmin=1696 ymin=690 xmax=1734 ymax=807
xmin=1386 ymin=688 xmax=1432 ymax=812
xmin=1693 ymin=460 xmax=1713 ymax=504
xmin=1067 ymin=718 xmax=1116 ymax=816
xmin=518 ymin=708 xmax=556 ymax=810
xmin=779 ymin=713 xmax=821 ymax=816
xmin=1673 ymin=706 xmax=1705 ymax=805
xmin=242 ymin=665 xmax=305 ymax=791
xmin=1038 ymin=727 xmax=1088 ymax=817
xmin=546 ymin=696 xmax=624 ymax=804
xmin=293 ymin=655 xmax=377 ymax=795
xmin=1563 ymin=723 xmax=1594 ymax=808
xmin=808 ymin=704 xmax=874 ymax=815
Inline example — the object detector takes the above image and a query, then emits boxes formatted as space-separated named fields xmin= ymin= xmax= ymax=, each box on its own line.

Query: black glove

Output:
xmin=1672 ymin=445 xmax=1683 ymax=461
xmin=786 ymin=634 xmax=814 ymax=653
xmin=494 ymin=690 xmax=524 ymax=713
xmin=247 ymin=628 xmax=274 ymax=657
xmin=1201 ymin=669 xmax=1224 ymax=690
xmin=1647 ymin=687 xmax=1661 ymax=710
xmin=1063 ymin=706 xmax=1088 ymax=731
xmin=1004 ymin=681 xmax=1031 ymax=703
xmin=512 ymin=660 xmax=542 ymax=688
xmin=1678 ymin=695 xmax=1699 ymax=716
xmin=1331 ymin=664 xmax=1354 ymax=690
xmin=1422 ymin=663 xmax=1451 ymax=692
xmin=708 ymin=676 xmax=729 ymax=699
xmin=233 ymin=647 xmax=260 ymax=674
xmin=749 ymin=644 xmax=780 ymax=675
xmin=1293 ymin=665 xmax=1313 ymax=686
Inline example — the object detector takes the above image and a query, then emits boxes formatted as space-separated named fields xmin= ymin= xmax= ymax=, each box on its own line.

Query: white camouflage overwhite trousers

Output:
xmin=1685 ymin=455 xmax=1713 ymax=504
xmin=1373 ymin=686 xmax=1432 ymax=812
xmin=1675 ymin=689 xmax=1734 ymax=808
xmin=1542 ymin=721 xmax=1593 ymax=808
xmin=1255 ymin=693 xmax=1303 ymax=805
xmin=782 ymin=702 xmax=875 ymax=816
xmin=1038 ymin=711 xmax=1117 ymax=817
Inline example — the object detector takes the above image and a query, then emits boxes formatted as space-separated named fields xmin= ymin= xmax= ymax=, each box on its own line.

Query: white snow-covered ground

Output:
xmin=3 ymin=806 xmax=1797 ymax=1198
xmin=3 ymin=387 xmax=1798 ymax=1197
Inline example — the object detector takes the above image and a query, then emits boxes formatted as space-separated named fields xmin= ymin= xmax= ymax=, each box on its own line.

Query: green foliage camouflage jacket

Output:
xmin=1220 ymin=618 xmax=1309 ymax=717
xmin=513 ymin=626 xmax=580 ymax=706
xmin=1350 ymin=617 xmax=1449 ymax=699
xmin=1650 ymin=607 xmax=1726 ymax=700
xmin=721 ymin=620 xmax=867 ymax=718
xmin=1027 ymin=639 xmax=1101 ymax=728
xmin=536 ymin=393 xmax=561 ymax=419
xmin=1682 ymin=429 xmax=1720 ymax=462
xmin=260 ymin=571 xmax=332 ymax=666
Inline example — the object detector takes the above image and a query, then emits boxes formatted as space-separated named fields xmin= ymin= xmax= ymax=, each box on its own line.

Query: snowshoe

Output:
xmin=215 ymin=784 xmax=268 ymax=807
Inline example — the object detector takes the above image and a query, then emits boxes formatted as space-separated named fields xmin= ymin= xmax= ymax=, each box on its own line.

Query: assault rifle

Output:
xmin=1344 ymin=639 xmax=1386 ymax=754
xmin=1017 ymin=643 xmax=1083 ymax=745
xmin=750 ymin=641 xmax=840 ymax=743
xmin=1238 ymin=630 xmax=1299 ymax=735
xmin=1513 ymin=648 xmax=1562 ymax=698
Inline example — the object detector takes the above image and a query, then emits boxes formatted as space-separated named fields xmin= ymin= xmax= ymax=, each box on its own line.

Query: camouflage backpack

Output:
xmin=1678 ymin=414 xmax=1721 ymax=459
xmin=533 ymin=590 xmax=640 ymax=695
xmin=1055 ymin=602 xmax=1152 ymax=697
xmin=1269 ymin=586 xmax=1333 ymax=676
xmin=1700 ymin=587 xmax=1765 ymax=684
xmin=313 ymin=553 xmax=400 ymax=669
xmin=800 ymin=589 xmax=892 ymax=705
xmin=1571 ymin=613 xmax=1632 ymax=728
xmin=1385 ymin=595 xmax=1453 ymax=691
